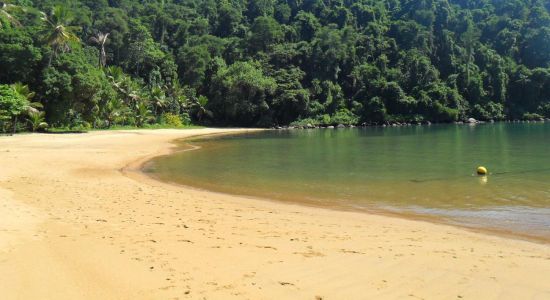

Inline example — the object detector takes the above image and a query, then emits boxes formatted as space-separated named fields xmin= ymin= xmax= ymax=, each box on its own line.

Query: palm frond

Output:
xmin=0 ymin=3 xmax=21 ymax=27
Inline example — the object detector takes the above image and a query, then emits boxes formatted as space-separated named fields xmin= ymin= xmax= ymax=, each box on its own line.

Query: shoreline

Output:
xmin=140 ymin=132 xmax=550 ymax=245
xmin=1 ymin=129 xmax=549 ymax=299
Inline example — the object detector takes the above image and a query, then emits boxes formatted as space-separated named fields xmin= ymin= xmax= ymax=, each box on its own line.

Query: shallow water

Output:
xmin=147 ymin=123 xmax=550 ymax=241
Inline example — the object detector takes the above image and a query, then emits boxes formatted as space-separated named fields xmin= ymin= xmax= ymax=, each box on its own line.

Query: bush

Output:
xmin=430 ymin=102 xmax=459 ymax=122
xmin=72 ymin=122 xmax=92 ymax=131
xmin=331 ymin=109 xmax=359 ymax=125
xmin=161 ymin=113 xmax=184 ymax=127
xmin=418 ymin=96 xmax=458 ymax=123
xmin=472 ymin=102 xmax=505 ymax=120
xmin=0 ymin=84 xmax=29 ymax=133
xmin=538 ymin=103 xmax=550 ymax=118
xmin=290 ymin=117 xmax=321 ymax=127
xmin=180 ymin=112 xmax=192 ymax=125
xmin=363 ymin=96 xmax=388 ymax=123
xmin=523 ymin=112 xmax=544 ymax=121
xmin=321 ymin=114 xmax=331 ymax=125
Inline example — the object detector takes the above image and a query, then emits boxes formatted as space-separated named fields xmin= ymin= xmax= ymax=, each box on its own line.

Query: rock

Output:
xmin=467 ymin=118 xmax=477 ymax=124
xmin=426 ymin=121 xmax=432 ymax=125
xmin=327 ymin=126 xmax=335 ymax=129
xmin=337 ymin=124 xmax=345 ymax=128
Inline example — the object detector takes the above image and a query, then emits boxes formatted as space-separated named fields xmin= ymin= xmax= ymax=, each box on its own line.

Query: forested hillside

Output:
xmin=2 ymin=0 xmax=550 ymax=131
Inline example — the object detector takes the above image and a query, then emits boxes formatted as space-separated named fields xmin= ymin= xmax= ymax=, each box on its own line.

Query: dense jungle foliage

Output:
xmin=2 ymin=0 xmax=550 ymax=131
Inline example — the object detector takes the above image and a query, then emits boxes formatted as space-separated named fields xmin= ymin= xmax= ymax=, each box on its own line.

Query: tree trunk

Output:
xmin=48 ymin=47 xmax=57 ymax=67
xmin=100 ymin=45 xmax=107 ymax=68
xmin=160 ymin=22 xmax=166 ymax=45
xmin=12 ymin=115 xmax=17 ymax=135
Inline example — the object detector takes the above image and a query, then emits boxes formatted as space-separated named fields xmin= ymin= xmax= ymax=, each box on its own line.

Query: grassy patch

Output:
xmin=45 ymin=124 xmax=204 ymax=134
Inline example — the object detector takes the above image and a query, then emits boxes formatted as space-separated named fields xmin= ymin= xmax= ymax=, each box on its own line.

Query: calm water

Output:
xmin=147 ymin=123 xmax=550 ymax=241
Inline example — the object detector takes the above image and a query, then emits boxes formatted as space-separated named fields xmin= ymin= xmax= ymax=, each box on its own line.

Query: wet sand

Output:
xmin=1 ymin=129 xmax=549 ymax=299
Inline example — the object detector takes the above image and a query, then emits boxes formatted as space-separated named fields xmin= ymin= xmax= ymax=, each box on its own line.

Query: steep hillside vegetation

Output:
xmin=2 ymin=0 xmax=550 ymax=130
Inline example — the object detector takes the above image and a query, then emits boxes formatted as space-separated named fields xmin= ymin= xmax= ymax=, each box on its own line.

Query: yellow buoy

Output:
xmin=477 ymin=166 xmax=488 ymax=175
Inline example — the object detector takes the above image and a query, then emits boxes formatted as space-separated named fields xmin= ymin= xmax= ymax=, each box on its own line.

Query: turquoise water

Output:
xmin=148 ymin=123 xmax=550 ymax=241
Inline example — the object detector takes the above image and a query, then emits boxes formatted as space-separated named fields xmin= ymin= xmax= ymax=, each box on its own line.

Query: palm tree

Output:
xmin=41 ymin=5 xmax=80 ymax=64
xmin=135 ymin=101 xmax=154 ymax=127
xmin=104 ymin=98 xmax=129 ymax=127
xmin=105 ymin=66 xmax=143 ymax=108
xmin=165 ymin=80 xmax=188 ymax=114
xmin=11 ymin=83 xmax=43 ymax=113
xmin=26 ymin=110 xmax=47 ymax=132
xmin=90 ymin=32 xmax=110 ymax=68
xmin=105 ymin=66 xmax=126 ymax=92
xmin=192 ymin=95 xmax=212 ymax=122
xmin=150 ymin=86 xmax=167 ymax=117
xmin=10 ymin=83 xmax=45 ymax=134
xmin=0 ymin=1 xmax=22 ymax=28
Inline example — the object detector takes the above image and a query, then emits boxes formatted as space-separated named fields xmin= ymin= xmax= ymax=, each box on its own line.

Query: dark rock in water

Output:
xmin=426 ymin=121 xmax=432 ymax=125
xmin=337 ymin=124 xmax=345 ymax=128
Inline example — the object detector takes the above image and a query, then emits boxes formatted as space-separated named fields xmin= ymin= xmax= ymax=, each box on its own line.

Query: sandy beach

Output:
xmin=1 ymin=129 xmax=549 ymax=300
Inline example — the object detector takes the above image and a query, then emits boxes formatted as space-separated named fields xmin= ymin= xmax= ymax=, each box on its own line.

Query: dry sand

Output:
xmin=0 ymin=128 xmax=549 ymax=300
